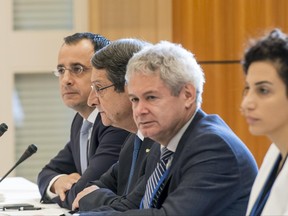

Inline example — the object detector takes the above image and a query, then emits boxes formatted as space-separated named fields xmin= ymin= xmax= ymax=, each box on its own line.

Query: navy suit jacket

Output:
xmin=79 ymin=133 xmax=155 ymax=211
xmin=37 ymin=112 xmax=129 ymax=209
xmin=79 ymin=109 xmax=258 ymax=216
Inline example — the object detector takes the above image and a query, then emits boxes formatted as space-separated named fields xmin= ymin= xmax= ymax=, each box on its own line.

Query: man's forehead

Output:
xmin=128 ymin=82 xmax=160 ymax=94
xmin=91 ymin=69 xmax=109 ymax=82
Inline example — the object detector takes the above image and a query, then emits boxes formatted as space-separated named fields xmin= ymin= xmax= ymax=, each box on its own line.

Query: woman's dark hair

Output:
xmin=242 ymin=28 xmax=288 ymax=95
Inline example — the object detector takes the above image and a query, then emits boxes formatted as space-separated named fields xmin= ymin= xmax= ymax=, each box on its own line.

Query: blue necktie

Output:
xmin=125 ymin=136 xmax=142 ymax=194
xmin=142 ymin=147 xmax=174 ymax=208
xmin=80 ymin=120 xmax=93 ymax=174
xmin=250 ymin=154 xmax=282 ymax=216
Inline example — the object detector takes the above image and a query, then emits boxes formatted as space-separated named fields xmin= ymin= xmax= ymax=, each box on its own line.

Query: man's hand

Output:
xmin=72 ymin=185 xmax=99 ymax=210
xmin=51 ymin=173 xmax=81 ymax=201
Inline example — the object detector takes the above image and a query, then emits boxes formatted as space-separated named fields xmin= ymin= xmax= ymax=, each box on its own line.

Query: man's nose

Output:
xmin=87 ymin=89 xmax=100 ymax=107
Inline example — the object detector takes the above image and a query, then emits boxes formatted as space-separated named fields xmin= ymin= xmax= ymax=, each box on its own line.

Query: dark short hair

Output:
xmin=91 ymin=38 xmax=151 ymax=92
xmin=64 ymin=32 xmax=110 ymax=52
xmin=242 ymin=28 xmax=288 ymax=96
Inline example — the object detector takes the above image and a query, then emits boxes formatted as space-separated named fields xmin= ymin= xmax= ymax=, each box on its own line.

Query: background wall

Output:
xmin=172 ymin=0 xmax=288 ymax=166
xmin=0 ymin=0 xmax=89 ymax=177
xmin=88 ymin=0 xmax=288 ymax=166
xmin=1 ymin=0 xmax=287 ymax=177
xmin=0 ymin=0 xmax=172 ymax=179
xmin=88 ymin=0 xmax=172 ymax=42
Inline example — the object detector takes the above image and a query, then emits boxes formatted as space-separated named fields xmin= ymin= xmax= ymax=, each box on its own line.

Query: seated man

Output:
xmin=78 ymin=41 xmax=258 ymax=216
xmin=71 ymin=38 xmax=156 ymax=211
xmin=37 ymin=33 xmax=129 ymax=210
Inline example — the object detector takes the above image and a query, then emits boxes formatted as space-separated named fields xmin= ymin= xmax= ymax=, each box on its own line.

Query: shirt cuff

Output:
xmin=45 ymin=174 xmax=65 ymax=199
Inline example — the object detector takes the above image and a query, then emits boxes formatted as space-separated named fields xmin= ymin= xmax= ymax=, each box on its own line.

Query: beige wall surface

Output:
xmin=0 ymin=0 xmax=89 ymax=175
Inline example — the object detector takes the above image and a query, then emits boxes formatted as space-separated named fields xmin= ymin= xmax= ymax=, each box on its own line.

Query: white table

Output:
xmin=0 ymin=177 xmax=69 ymax=216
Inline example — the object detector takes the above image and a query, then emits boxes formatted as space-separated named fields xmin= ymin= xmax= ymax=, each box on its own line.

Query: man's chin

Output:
xmin=63 ymin=102 xmax=77 ymax=110
xmin=62 ymin=96 xmax=78 ymax=105
xmin=140 ymin=129 xmax=154 ymax=139
xmin=99 ymin=112 xmax=113 ymax=126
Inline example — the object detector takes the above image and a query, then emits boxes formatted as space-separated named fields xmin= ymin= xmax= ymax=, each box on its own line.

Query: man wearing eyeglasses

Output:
xmin=37 ymin=33 xmax=129 ymax=210
xmin=70 ymin=38 xmax=159 ymax=212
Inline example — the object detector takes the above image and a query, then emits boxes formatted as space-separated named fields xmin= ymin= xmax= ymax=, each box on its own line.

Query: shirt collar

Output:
xmin=165 ymin=108 xmax=198 ymax=153
xmin=87 ymin=109 xmax=99 ymax=124
xmin=137 ymin=130 xmax=144 ymax=141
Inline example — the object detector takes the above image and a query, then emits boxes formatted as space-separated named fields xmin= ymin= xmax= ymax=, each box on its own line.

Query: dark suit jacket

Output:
xmin=79 ymin=133 xmax=155 ymax=211
xmin=37 ymin=112 xmax=129 ymax=209
xmin=79 ymin=109 xmax=258 ymax=216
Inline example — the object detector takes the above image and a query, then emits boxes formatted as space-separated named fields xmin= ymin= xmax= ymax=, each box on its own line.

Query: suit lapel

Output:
xmin=138 ymin=138 xmax=154 ymax=159
xmin=246 ymin=144 xmax=281 ymax=215
xmin=87 ymin=114 xmax=100 ymax=160
xmin=153 ymin=110 xmax=205 ymax=207
xmin=163 ymin=110 xmax=204 ymax=181
xmin=263 ymin=155 xmax=288 ymax=215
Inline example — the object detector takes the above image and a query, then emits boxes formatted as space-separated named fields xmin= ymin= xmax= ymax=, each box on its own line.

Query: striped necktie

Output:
xmin=80 ymin=120 xmax=93 ymax=174
xmin=142 ymin=147 xmax=174 ymax=208
xmin=125 ymin=136 xmax=142 ymax=194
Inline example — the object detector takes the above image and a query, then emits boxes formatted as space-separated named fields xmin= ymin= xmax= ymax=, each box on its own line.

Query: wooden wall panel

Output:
xmin=88 ymin=0 xmax=172 ymax=43
xmin=87 ymin=0 xmax=288 ymax=167
xmin=173 ymin=0 xmax=288 ymax=166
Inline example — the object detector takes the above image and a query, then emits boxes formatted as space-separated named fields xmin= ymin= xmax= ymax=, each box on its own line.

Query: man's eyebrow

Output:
xmin=57 ymin=63 xmax=84 ymax=67
xmin=128 ymin=93 xmax=136 ymax=97
xmin=128 ymin=90 xmax=158 ymax=98
xmin=71 ymin=62 xmax=88 ymax=68
xmin=143 ymin=90 xmax=158 ymax=95
xmin=91 ymin=80 xmax=102 ymax=84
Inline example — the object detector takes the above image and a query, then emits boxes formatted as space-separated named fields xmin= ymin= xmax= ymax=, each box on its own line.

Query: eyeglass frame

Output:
xmin=91 ymin=82 xmax=115 ymax=96
xmin=53 ymin=64 xmax=92 ymax=77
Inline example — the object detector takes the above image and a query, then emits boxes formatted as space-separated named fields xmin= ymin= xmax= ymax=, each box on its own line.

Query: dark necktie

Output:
xmin=80 ymin=120 xmax=93 ymax=174
xmin=250 ymin=153 xmax=282 ymax=216
xmin=125 ymin=136 xmax=142 ymax=194
xmin=142 ymin=147 xmax=174 ymax=208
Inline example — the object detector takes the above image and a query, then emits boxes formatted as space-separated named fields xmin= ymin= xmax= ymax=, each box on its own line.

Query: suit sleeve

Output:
xmin=37 ymin=140 xmax=76 ymax=203
xmin=79 ymin=138 xmax=157 ymax=212
xmin=77 ymin=144 xmax=159 ymax=214
xmin=37 ymin=114 xmax=81 ymax=204
xmin=77 ymin=176 xmax=147 ymax=215
xmin=79 ymin=162 xmax=120 ymax=211
xmin=90 ymin=161 xmax=120 ymax=191
xmin=37 ymin=113 xmax=130 ymax=209
xmin=58 ymin=124 xmax=129 ymax=209
xmin=79 ymin=134 xmax=135 ymax=211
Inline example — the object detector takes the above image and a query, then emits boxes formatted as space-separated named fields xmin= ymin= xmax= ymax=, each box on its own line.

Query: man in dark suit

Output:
xmin=71 ymin=38 xmax=156 ymax=211
xmin=37 ymin=33 xmax=129 ymax=210
xmin=75 ymin=133 xmax=156 ymax=211
xmin=77 ymin=41 xmax=258 ymax=216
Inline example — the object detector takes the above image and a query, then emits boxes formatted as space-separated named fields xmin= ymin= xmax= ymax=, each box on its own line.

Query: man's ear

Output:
xmin=183 ymin=84 xmax=196 ymax=109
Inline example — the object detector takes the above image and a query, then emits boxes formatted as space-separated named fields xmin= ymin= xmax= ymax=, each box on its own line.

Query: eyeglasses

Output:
xmin=53 ymin=65 xmax=91 ymax=77
xmin=91 ymin=82 xmax=115 ymax=96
